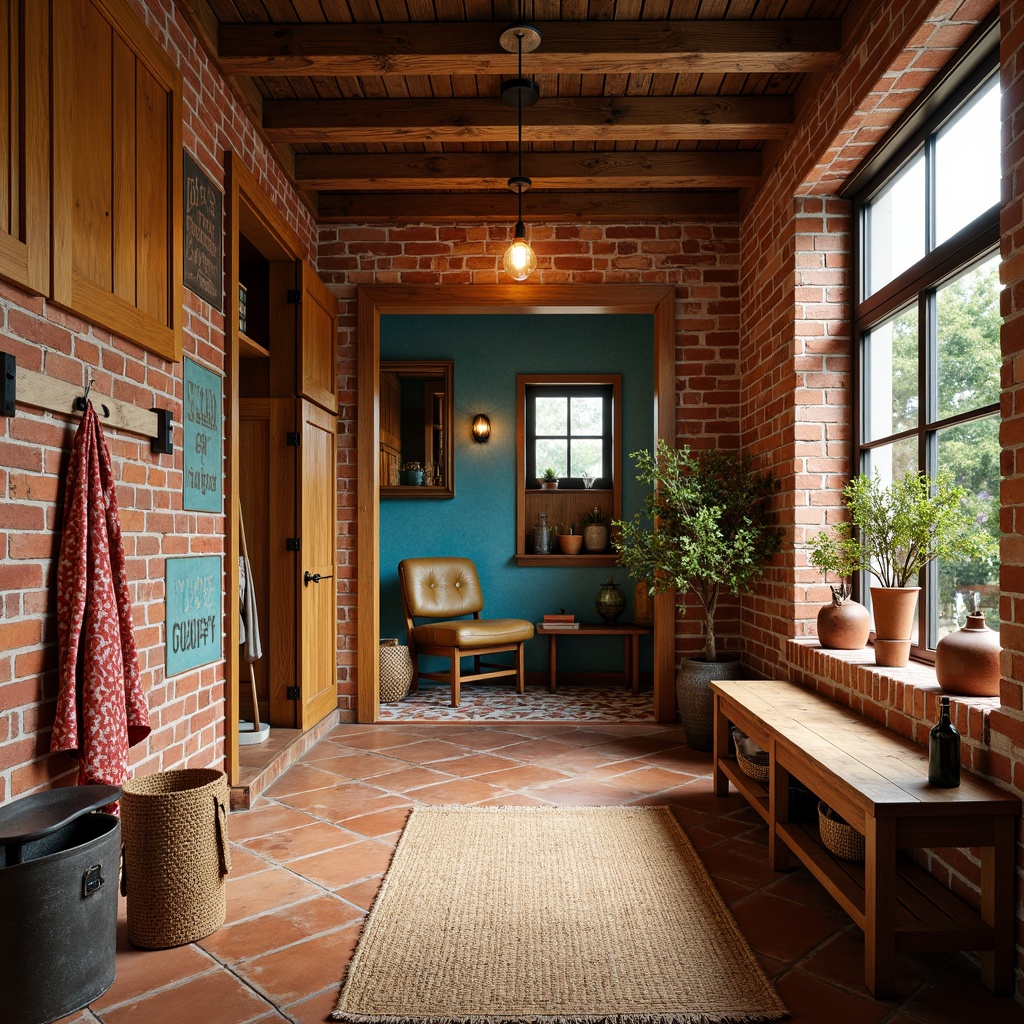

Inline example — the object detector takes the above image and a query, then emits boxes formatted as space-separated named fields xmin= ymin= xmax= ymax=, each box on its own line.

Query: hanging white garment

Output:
xmin=238 ymin=554 xmax=262 ymax=663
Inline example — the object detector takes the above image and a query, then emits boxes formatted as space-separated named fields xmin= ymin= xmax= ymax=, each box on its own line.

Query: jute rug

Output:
xmin=332 ymin=806 xmax=787 ymax=1024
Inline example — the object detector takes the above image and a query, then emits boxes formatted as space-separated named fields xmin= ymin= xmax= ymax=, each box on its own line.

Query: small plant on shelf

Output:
xmin=539 ymin=467 xmax=559 ymax=490
xmin=577 ymin=506 xmax=605 ymax=528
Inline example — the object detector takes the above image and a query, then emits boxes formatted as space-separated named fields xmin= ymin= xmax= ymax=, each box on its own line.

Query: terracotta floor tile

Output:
xmin=239 ymin=820 xmax=359 ymax=861
xmin=429 ymin=751 xmax=521 ymax=776
xmin=901 ymin=953 xmax=1024 ymax=1023
xmin=774 ymin=970 xmax=890 ymax=1024
xmin=697 ymin=837 xmax=792 ymax=892
xmin=281 ymin=984 xmax=346 ymax=1024
xmin=222 ymin=844 xmax=271 ymax=878
xmin=288 ymin=837 xmax=396 ymax=889
xmin=477 ymin=792 xmax=557 ymax=807
xmin=497 ymin=737 xmax=586 ymax=761
xmin=383 ymin=737 xmax=479 ymax=762
xmin=410 ymin=777 xmax=512 ymax=804
xmin=224 ymin=867 xmax=324 ymax=924
xmin=532 ymin=777 xmax=646 ymax=804
xmin=603 ymin=764 xmax=703 ymax=793
xmin=729 ymin=890 xmax=847 ymax=962
xmin=262 ymin=762 xmax=341 ymax=798
xmin=279 ymin=781 xmax=403 ymax=822
xmin=321 ymin=728 xmax=412 ymax=751
xmin=225 ymin=803 xmax=320 ymax=841
xmin=312 ymin=751 xmax=408 ymax=779
xmin=99 ymin=967 xmax=274 ymax=1024
xmin=341 ymin=804 xmax=412 ymax=837
xmin=233 ymin=923 xmax=363 ymax=1007
xmin=370 ymin=765 xmax=455 ymax=792
xmin=334 ymin=876 xmax=383 ymax=912
xmin=477 ymin=763 xmax=570 ymax=788
xmin=199 ymin=894 xmax=363 ymax=964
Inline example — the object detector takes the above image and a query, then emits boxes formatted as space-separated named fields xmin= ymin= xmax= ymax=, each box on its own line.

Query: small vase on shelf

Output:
xmin=816 ymin=583 xmax=870 ymax=650
xmin=935 ymin=592 xmax=1000 ymax=697
xmin=533 ymin=512 xmax=555 ymax=555
xmin=596 ymin=579 xmax=626 ymax=624
xmin=928 ymin=695 xmax=960 ymax=788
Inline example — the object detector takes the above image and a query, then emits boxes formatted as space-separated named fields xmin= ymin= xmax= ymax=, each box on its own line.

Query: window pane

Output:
xmin=937 ymin=254 xmax=1001 ymax=419
xmin=936 ymin=78 xmax=1000 ymax=246
xmin=935 ymin=415 xmax=1000 ymax=643
xmin=571 ymin=439 xmax=603 ymax=479
xmin=535 ymin=440 xmax=566 ymax=477
xmin=865 ymin=153 xmax=925 ymax=297
xmin=535 ymin=396 xmax=567 ymax=436
xmin=864 ymin=305 xmax=919 ymax=441
xmin=570 ymin=397 xmax=603 ymax=436
xmin=862 ymin=436 xmax=918 ymax=487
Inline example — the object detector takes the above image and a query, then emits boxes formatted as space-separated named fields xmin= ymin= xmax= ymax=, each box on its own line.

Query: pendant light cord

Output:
xmin=517 ymin=30 xmax=524 ymax=222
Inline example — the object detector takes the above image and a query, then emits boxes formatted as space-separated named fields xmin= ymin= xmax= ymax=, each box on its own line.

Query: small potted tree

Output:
xmin=613 ymin=440 xmax=781 ymax=749
xmin=808 ymin=526 xmax=869 ymax=649
xmin=839 ymin=470 xmax=994 ymax=667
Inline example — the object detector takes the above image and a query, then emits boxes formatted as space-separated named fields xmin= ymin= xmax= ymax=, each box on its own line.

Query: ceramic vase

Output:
xmin=675 ymin=654 xmax=744 ymax=751
xmin=935 ymin=611 xmax=1000 ymax=697
xmin=583 ymin=523 xmax=608 ymax=553
xmin=817 ymin=588 xmax=870 ymax=650
xmin=596 ymin=580 xmax=626 ymax=623
xmin=557 ymin=533 xmax=583 ymax=555
xmin=870 ymin=587 xmax=920 ymax=667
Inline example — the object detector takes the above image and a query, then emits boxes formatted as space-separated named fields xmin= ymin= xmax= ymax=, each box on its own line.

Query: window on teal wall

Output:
xmin=525 ymin=383 xmax=613 ymax=486
xmin=850 ymin=29 xmax=1000 ymax=658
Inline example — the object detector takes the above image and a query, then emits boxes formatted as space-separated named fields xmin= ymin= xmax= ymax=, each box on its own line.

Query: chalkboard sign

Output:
xmin=165 ymin=555 xmax=222 ymax=677
xmin=182 ymin=150 xmax=223 ymax=310
xmin=182 ymin=357 xmax=223 ymax=512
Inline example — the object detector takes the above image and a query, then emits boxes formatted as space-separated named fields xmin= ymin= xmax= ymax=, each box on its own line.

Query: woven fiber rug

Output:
xmin=332 ymin=806 xmax=787 ymax=1024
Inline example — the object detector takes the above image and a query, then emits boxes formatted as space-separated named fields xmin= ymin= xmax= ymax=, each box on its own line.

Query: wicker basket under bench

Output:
xmin=710 ymin=679 xmax=1020 ymax=1000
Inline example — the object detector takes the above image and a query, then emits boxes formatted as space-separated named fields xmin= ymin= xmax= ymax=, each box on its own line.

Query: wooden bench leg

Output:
xmin=864 ymin=815 xmax=896 ymax=998
xmin=712 ymin=694 xmax=730 ymax=797
xmin=768 ymin=739 xmax=793 ymax=871
xmin=980 ymin=815 xmax=1015 ymax=994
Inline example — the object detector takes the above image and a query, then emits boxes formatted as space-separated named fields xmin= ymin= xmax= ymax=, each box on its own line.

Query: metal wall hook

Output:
xmin=72 ymin=379 xmax=95 ymax=413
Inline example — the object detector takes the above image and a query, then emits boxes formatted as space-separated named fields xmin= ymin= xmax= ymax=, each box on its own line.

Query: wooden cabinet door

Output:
xmin=296 ymin=398 xmax=338 ymax=729
xmin=298 ymin=260 xmax=338 ymax=413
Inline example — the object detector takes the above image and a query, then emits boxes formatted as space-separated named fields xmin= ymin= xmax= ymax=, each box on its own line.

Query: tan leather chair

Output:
xmin=398 ymin=557 xmax=535 ymax=707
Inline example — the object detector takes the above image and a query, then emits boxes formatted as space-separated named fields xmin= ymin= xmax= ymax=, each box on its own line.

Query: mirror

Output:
xmin=379 ymin=360 xmax=454 ymax=499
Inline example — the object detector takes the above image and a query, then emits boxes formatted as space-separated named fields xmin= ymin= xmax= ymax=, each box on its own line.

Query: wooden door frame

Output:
xmin=356 ymin=284 xmax=677 ymax=724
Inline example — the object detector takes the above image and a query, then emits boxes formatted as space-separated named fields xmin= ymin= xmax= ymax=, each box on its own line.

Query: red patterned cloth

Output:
xmin=52 ymin=403 xmax=150 ymax=789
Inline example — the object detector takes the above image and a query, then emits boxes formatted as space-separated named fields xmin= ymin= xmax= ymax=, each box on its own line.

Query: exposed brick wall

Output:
xmin=0 ymin=0 xmax=316 ymax=800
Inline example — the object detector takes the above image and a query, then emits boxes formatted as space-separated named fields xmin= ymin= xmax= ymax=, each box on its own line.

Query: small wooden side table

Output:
xmin=535 ymin=622 xmax=652 ymax=693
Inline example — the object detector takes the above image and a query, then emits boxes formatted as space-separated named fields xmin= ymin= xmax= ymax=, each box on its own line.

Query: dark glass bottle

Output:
xmin=928 ymin=696 xmax=960 ymax=788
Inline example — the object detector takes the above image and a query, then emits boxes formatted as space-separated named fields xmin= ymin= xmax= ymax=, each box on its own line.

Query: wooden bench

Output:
xmin=711 ymin=679 xmax=1020 ymax=999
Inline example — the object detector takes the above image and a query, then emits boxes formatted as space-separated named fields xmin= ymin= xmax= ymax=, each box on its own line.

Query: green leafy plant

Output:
xmin=839 ymin=470 xmax=995 ymax=588
xmin=577 ymin=506 xmax=605 ymax=527
xmin=613 ymin=440 xmax=781 ymax=661
xmin=540 ymin=467 xmax=558 ymax=482
xmin=808 ymin=527 xmax=863 ymax=605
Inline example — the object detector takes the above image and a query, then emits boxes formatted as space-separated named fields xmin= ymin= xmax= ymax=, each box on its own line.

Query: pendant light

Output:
xmin=500 ymin=20 xmax=541 ymax=281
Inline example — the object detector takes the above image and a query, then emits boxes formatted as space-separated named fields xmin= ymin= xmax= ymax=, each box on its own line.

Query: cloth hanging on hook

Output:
xmin=238 ymin=554 xmax=262 ymax=663
xmin=52 ymin=402 xmax=150 ymax=798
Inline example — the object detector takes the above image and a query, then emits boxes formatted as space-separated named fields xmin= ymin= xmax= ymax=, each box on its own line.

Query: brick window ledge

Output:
xmin=784 ymin=637 xmax=999 ymax=752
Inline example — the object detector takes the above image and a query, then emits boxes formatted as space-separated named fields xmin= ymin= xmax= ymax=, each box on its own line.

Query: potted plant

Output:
xmin=808 ymin=526 xmax=870 ymax=650
xmin=399 ymin=461 xmax=424 ymax=486
xmin=613 ymin=440 xmax=781 ymax=749
xmin=539 ymin=467 xmax=559 ymax=490
xmin=557 ymin=522 xmax=583 ymax=555
xmin=839 ymin=470 xmax=994 ymax=667
xmin=577 ymin=506 xmax=608 ymax=552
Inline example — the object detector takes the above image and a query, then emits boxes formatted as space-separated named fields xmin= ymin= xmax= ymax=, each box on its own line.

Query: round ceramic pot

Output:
xmin=540 ymin=481 xmax=558 ymax=490
xmin=935 ymin=612 xmax=1000 ymax=697
xmin=583 ymin=523 xmax=608 ymax=553
xmin=596 ymin=580 xmax=626 ymax=623
xmin=873 ymin=638 xmax=912 ymax=668
xmin=817 ymin=598 xmax=870 ymax=650
xmin=557 ymin=533 xmax=583 ymax=555
xmin=675 ymin=654 xmax=744 ymax=751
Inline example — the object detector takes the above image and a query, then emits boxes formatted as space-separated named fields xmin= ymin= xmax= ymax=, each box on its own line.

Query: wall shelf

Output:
xmin=515 ymin=553 xmax=619 ymax=567
xmin=238 ymin=331 xmax=269 ymax=359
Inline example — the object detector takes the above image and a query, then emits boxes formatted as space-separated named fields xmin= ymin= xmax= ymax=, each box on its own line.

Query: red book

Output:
xmin=543 ymin=613 xmax=575 ymax=622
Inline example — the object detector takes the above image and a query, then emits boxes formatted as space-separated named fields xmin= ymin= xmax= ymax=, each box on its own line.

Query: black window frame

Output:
xmin=524 ymin=382 xmax=614 ymax=489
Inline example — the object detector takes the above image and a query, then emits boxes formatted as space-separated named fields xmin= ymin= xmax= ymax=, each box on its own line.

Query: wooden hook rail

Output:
xmin=1 ymin=351 xmax=174 ymax=454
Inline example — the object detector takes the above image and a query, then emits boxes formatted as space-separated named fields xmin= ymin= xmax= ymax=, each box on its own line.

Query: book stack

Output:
xmin=539 ymin=613 xmax=579 ymax=630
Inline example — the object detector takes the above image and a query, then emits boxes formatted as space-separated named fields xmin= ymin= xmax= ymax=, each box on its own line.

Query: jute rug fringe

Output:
xmin=331 ymin=806 xmax=788 ymax=1024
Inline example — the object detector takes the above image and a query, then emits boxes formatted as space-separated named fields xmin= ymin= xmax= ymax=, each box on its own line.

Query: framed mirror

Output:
xmin=379 ymin=360 xmax=454 ymax=499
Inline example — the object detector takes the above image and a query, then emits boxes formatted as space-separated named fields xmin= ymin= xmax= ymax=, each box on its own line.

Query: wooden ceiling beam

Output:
xmin=218 ymin=20 xmax=841 ymax=77
xmin=318 ymin=190 xmax=739 ymax=222
xmin=295 ymin=151 xmax=761 ymax=190
xmin=263 ymin=95 xmax=794 ymax=143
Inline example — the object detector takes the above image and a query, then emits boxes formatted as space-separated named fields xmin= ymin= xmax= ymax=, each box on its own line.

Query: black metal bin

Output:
xmin=0 ymin=785 xmax=121 ymax=1024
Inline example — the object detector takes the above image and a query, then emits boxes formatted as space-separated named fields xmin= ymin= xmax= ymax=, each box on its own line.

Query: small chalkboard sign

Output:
xmin=182 ymin=150 xmax=223 ymax=310
xmin=165 ymin=555 xmax=222 ymax=677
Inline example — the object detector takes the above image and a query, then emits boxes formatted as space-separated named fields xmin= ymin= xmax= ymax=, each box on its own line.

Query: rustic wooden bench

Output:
xmin=711 ymin=679 xmax=1020 ymax=999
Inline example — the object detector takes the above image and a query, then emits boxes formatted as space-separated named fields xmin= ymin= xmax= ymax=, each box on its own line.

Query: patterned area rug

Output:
xmin=332 ymin=806 xmax=787 ymax=1024
xmin=378 ymin=679 xmax=655 ymax=722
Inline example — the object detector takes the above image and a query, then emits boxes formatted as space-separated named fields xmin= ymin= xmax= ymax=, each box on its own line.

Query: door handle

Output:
xmin=303 ymin=571 xmax=334 ymax=586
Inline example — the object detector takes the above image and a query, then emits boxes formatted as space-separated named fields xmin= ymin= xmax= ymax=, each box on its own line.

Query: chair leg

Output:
xmin=515 ymin=641 xmax=525 ymax=694
xmin=450 ymin=648 xmax=461 ymax=707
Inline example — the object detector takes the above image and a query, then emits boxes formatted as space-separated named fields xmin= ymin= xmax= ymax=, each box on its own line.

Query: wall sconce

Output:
xmin=472 ymin=414 xmax=491 ymax=443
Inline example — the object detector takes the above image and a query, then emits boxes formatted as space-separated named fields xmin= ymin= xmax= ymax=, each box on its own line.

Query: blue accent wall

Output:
xmin=380 ymin=313 xmax=654 ymax=675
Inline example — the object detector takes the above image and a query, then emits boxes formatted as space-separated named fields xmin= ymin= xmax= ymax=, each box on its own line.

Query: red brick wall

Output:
xmin=0 ymin=0 xmax=316 ymax=801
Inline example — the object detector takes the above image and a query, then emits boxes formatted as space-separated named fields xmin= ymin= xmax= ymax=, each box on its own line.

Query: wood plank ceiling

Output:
xmin=181 ymin=1 xmax=851 ymax=222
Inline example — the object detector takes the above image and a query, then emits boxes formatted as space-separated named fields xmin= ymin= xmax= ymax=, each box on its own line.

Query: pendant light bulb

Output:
xmin=503 ymin=221 xmax=536 ymax=281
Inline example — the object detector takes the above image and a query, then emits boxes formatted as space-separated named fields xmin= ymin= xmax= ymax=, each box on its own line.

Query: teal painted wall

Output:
xmin=380 ymin=313 xmax=654 ymax=675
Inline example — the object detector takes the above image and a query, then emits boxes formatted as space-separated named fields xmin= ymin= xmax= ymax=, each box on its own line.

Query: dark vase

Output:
xmin=675 ymin=654 xmax=744 ymax=751
xmin=596 ymin=579 xmax=626 ymax=623
xmin=928 ymin=695 xmax=960 ymax=788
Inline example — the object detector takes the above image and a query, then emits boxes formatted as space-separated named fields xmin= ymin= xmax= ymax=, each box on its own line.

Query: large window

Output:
xmin=525 ymin=383 xmax=613 ymax=487
xmin=853 ymin=48 xmax=1001 ymax=656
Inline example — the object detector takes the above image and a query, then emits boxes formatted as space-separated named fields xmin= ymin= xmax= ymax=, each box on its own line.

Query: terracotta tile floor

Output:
xmin=60 ymin=722 xmax=1021 ymax=1024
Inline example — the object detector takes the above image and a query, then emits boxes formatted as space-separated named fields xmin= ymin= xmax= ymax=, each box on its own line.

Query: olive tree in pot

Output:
xmin=839 ymin=470 xmax=994 ymax=667
xmin=613 ymin=440 xmax=781 ymax=750
xmin=808 ymin=527 xmax=870 ymax=650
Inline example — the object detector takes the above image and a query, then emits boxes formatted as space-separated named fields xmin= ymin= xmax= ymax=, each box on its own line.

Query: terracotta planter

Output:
xmin=870 ymin=587 xmax=920 ymax=667
xmin=935 ymin=612 xmax=1000 ymax=697
xmin=557 ymin=533 xmax=583 ymax=555
xmin=540 ymin=481 xmax=558 ymax=490
xmin=816 ymin=597 xmax=870 ymax=650
xmin=675 ymin=654 xmax=744 ymax=751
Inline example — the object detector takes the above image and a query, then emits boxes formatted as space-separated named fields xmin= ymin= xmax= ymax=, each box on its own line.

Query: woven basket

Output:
xmin=735 ymin=746 xmax=770 ymax=784
xmin=818 ymin=801 xmax=865 ymax=862
xmin=120 ymin=769 xmax=232 ymax=948
xmin=379 ymin=638 xmax=414 ymax=702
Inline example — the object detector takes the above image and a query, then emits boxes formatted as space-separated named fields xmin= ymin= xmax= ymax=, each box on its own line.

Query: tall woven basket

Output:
xmin=379 ymin=638 xmax=414 ymax=702
xmin=120 ymin=769 xmax=232 ymax=948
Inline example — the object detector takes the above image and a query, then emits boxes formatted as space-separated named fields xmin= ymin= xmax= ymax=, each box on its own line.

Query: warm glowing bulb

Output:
xmin=503 ymin=223 xmax=537 ymax=281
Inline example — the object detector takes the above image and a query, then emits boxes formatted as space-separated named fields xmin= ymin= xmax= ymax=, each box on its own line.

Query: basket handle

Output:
xmin=214 ymin=793 xmax=232 ymax=877
xmin=119 ymin=844 xmax=128 ymax=896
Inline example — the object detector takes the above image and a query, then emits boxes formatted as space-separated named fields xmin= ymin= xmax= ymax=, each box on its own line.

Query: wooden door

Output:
xmin=296 ymin=398 xmax=338 ymax=729
xmin=298 ymin=260 xmax=338 ymax=413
